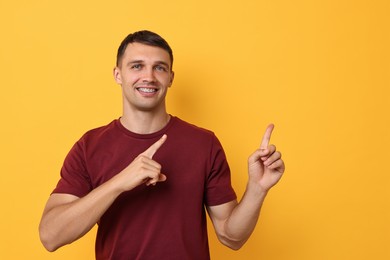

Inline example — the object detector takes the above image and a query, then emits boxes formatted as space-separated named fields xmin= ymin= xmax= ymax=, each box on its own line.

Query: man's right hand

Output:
xmin=115 ymin=134 xmax=168 ymax=191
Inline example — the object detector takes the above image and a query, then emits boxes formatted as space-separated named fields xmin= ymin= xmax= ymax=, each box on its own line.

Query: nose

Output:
xmin=141 ymin=67 xmax=156 ymax=83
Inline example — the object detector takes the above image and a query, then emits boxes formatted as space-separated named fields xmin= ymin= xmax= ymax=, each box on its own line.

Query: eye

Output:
xmin=131 ymin=64 xmax=142 ymax=70
xmin=155 ymin=65 xmax=168 ymax=72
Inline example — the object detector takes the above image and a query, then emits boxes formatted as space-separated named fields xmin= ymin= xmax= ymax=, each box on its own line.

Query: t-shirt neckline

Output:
xmin=114 ymin=115 xmax=176 ymax=139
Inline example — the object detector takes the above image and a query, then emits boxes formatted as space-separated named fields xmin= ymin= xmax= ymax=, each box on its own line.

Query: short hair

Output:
xmin=116 ymin=30 xmax=174 ymax=69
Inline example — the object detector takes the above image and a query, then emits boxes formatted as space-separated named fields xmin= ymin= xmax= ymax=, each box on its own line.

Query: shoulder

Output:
xmin=77 ymin=120 xmax=119 ymax=146
xmin=171 ymin=116 xmax=215 ymax=137
xmin=85 ymin=120 xmax=117 ymax=134
xmin=169 ymin=116 xmax=221 ymax=148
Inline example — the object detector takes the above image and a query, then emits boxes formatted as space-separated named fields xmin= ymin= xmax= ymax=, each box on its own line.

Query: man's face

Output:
xmin=114 ymin=42 xmax=174 ymax=113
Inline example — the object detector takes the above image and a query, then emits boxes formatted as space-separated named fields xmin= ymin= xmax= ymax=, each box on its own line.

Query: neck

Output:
xmin=120 ymin=109 xmax=170 ymax=134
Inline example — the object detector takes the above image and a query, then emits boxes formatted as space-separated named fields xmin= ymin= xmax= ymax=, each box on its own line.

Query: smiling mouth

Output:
xmin=136 ymin=87 xmax=158 ymax=93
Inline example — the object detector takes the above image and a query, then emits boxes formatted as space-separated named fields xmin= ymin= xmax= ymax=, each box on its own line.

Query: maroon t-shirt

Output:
xmin=53 ymin=116 xmax=237 ymax=259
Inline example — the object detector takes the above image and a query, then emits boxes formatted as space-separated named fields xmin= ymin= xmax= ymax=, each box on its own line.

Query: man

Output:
xmin=39 ymin=30 xmax=285 ymax=259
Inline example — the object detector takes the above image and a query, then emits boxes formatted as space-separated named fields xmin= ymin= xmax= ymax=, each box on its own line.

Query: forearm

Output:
xmin=224 ymin=182 xmax=268 ymax=247
xmin=39 ymin=175 xmax=125 ymax=251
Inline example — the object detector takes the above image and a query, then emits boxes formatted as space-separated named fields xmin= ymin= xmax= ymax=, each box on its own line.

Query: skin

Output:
xmin=114 ymin=42 xmax=174 ymax=134
xmin=39 ymin=42 xmax=285 ymax=252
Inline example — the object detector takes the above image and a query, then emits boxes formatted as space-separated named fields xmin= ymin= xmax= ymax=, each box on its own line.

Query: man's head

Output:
xmin=113 ymin=31 xmax=175 ymax=114
xmin=116 ymin=30 xmax=173 ymax=70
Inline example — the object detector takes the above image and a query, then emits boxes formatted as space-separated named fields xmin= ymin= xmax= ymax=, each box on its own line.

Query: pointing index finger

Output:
xmin=260 ymin=124 xmax=274 ymax=149
xmin=142 ymin=134 xmax=167 ymax=158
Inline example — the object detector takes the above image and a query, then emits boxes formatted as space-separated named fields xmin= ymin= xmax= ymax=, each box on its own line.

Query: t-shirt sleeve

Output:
xmin=52 ymin=138 xmax=93 ymax=197
xmin=204 ymin=135 xmax=237 ymax=206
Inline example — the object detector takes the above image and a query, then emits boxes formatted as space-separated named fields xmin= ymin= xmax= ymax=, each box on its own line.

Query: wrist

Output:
xmin=109 ymin=173 xmax=135 ymax=195
xmin=246 ymin=180 xmax=269 ymax=199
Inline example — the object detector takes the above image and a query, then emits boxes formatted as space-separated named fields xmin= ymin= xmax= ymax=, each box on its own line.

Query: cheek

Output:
xmin=122 ymin=74 xmax=140 ymax=85
xmin=159 ymin=74 xmax=173 ymax=85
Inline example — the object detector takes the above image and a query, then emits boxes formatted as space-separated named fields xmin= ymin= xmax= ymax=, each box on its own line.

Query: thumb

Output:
xmin=146 ymin=173 xmax=167 ymax=186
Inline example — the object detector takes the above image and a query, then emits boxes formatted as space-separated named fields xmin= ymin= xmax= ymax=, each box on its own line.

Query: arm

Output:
xmin=207 ymin=124 xmax=285 ymax=250
xmin=39 ymin=135 xmax=168 ymax=252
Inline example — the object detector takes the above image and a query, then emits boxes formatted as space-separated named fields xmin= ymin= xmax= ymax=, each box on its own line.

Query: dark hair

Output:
xmin=116 ymin=30 xmax=173 ymax=69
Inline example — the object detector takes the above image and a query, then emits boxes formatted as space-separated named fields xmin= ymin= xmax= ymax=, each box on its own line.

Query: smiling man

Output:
xmin=39 ymin=30 xmax=285 ymax=260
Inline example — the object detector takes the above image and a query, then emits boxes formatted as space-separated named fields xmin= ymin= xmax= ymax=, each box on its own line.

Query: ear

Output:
xmin=169 ymin=71 xmax=175 ymax=87
xmin=113 ymin=67 xmax=122 ymax=84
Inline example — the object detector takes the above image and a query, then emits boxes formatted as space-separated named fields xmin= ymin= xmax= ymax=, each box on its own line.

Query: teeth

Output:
xmin=138 ymin=87 xmax=157 ymax=93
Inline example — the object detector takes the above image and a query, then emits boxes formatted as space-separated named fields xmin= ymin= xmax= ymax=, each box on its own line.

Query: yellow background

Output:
xmin=1 ymin=0 xmax=389 ymax=259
